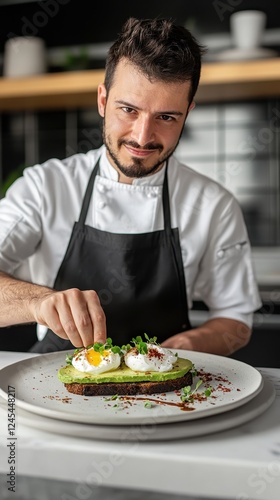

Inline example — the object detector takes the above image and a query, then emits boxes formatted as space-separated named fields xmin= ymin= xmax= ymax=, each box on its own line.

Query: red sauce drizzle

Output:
xmin=120 ymin=396 xmax=195 ymax=411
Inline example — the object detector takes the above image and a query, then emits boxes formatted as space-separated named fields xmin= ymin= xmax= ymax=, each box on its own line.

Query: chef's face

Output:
xmin=98 ymin=59 xmax=194 ymax=181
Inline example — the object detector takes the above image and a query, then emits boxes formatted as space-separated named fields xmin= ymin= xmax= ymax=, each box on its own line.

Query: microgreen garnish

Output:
xmin=65 ymin=338 xmax=121 ymax=364
xmin=121 ymin=343 xmax=132 ymax=353
xmin=103 ymin=395 xmax=133 ymax=411
xmin=91 ymin=338 xmax=121 ymax=355
xmin=144 ymin=400 xmax=153 ymax=409
xmin=144 ymin=332 xmax=158 ymax=343
xmin=191 ymin=367 xmax=198 ymax=377
xmin=180 ymin=380 xmax=203 ymax=402
xmin=132 ymin=336 xmax=148 ymax=354
xmin=65 ymin=353 xmax=74 ymax=365
xmin=125 ymin=333 xmax=159 ymax=355
xmin=104 ymin=394 xmax=119 ymax=402
xmin=66 ymin=347 xmax=84 ymax=365
xmin=180 ymin=378 xmax=213 ymax=403
xmin=204 ymin=387 xmax=213 ymax=397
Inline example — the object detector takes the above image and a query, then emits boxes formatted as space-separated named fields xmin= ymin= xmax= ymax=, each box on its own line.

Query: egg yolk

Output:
xmin=86 ymin=349 xmax=110 ymax=366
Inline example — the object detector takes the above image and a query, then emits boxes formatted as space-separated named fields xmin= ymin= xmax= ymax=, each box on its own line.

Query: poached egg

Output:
xmin=124 ymin=344 xmax=177 ymax=372
xmin=72 ymin=347 xmax=121 ymax=374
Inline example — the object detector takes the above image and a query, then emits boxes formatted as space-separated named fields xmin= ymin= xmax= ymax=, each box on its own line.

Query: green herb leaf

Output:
xmin=111 ymin=346 xmax=121 ymax=354
xmin=65 ymin=353 xmax=73 ymax=365
xmin=195 ymin=379 xmax=203 ymax=391
xmin=121 ymin=343 xmax=132 ymax=353
xmin=144 ymin=400 xmax=153 ymax=409
xmin=65 ymin=346 xmax=84 ymax=365
xmin=182 ymin=385 xmax=191 ymax=395
xmin=204 ymin=387 xmax=213 ymax=397
xmin=191 ymin=366 xmax=197 ymax=377
xmin=129 ymin=334 xmax=158 ymax=355
xmin=104 ymin=394 xmax=119 ymax=401
xmin=65 ymin=338 xmax=122 ymax=365
xmin=180 ymin=378 xmax=211 ymax=403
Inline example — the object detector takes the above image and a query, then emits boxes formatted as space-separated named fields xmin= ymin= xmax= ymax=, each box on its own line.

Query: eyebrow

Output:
xmin=115 ymin=100 xmax=184 ymax=117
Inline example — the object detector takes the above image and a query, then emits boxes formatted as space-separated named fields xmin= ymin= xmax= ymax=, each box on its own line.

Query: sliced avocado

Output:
xmin=58 ymin=357 xmax=193 ymax=384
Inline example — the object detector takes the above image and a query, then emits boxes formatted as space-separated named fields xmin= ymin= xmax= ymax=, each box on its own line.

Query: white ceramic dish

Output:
xmin=0 ymin=374 xmax=274 ymax=441
xmin=0 ymin=350 xmax=263 ymax=426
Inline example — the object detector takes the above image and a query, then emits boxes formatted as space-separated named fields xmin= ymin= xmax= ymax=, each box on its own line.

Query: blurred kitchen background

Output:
xmin=0 ymin=0 xmax=279 ymax=365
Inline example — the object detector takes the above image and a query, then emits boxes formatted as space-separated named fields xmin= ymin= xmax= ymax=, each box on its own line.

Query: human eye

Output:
xmin=121 ymin=106 xmax=135 ymax=114
xmin=159 ymin=114 xmax=175 ymax=122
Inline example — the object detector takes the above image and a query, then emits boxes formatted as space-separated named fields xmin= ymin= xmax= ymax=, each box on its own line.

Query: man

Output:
xmin=0 ymin=18 xmax=261 ymax=354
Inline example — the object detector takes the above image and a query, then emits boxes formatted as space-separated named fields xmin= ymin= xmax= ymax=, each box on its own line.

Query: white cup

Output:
xmin=3 ymin=36 xmax=47 ymax=78
xmin=230 ymin=10 xmax=267 ymax=50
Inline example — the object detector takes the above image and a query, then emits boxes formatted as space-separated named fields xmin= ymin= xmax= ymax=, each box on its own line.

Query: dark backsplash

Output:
xmin=1 ymin=99 xmax=280 ymax=247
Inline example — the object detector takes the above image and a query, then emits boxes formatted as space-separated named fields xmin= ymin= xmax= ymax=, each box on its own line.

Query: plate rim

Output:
xmin=0 ymin=349 xmax=263 ymax=426
xmin=0 ymin=374 xmax=274 ymax=441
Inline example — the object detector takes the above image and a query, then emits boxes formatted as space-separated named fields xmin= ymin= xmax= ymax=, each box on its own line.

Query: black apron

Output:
xmin=30 ymin=158 xmax=191 ymax=353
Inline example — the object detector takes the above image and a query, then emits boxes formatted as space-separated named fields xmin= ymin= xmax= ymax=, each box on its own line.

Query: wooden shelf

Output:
xmin=197 ymin=58 xmax=280 ymax=102
xmin=0 ymin=70 xmax=105 ymax=111
xmin=0 ymin=58 xmax=279 ymax=111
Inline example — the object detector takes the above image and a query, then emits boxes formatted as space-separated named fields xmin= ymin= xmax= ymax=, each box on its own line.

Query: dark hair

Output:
xmin=105 ymin=17 xmax=206 ymax=103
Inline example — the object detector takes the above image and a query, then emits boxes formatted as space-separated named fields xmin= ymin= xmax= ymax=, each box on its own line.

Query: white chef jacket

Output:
xmin=0 ymin=145 xmax=261 ymax=339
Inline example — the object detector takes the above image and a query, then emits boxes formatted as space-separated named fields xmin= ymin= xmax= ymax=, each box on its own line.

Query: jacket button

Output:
xmin=217 ymin=250 xmax=224 ymax=258
xmin=147 ymin=190 xmax=157 ymax=198
xmin=98 ymin=183 xmax=106 ymax=193
xmin=98 ymin=201 xmax=106 ymax=209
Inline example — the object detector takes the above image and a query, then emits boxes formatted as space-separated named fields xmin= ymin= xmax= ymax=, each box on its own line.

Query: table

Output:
xmin=0 ymin=351 xmax=279 ymax=500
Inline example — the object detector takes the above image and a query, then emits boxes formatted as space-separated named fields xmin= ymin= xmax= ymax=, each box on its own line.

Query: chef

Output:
xmin=0 ymin=17 xmax=261 ymax=354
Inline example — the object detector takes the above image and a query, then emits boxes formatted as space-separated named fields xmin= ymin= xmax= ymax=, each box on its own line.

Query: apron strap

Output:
xmin=77 ymin=157 xmax=101 ymax=226
xmin=162 ymin=160 xmax=172 ymax=234
xmin=77 ymin=156 xmax=171 ymax=232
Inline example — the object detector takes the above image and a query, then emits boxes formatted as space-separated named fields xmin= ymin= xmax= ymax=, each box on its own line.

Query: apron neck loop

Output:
xmin=77 ymin=157 xmax=171 ymax=232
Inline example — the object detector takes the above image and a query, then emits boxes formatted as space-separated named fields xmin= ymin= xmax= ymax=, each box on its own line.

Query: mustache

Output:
xmin=119 ymin=139 xmax=163 ymax=151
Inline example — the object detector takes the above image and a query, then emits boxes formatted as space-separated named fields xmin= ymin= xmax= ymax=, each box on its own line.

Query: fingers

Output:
xmin=161 ymin=333 xmax=192 ymax=350
xmin=34 ymin=288 xmax=106 ymax=347
xmin=70 ymin=290 xmax=106 ymax=346
xmin=84 ymin=290 xmax=107 ymax=344
xmin=161 ymin=333 xmax=181 ymax=348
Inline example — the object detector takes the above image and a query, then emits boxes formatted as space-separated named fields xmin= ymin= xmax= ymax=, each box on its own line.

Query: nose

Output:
xmin=130 ymin=115 xmax=155 ymax=147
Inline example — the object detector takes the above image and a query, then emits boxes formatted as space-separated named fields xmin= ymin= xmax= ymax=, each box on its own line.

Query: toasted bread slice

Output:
xmin=58 ymin=357 xmax=193 ymax=396
xmin=63 ymin=370 xmax=192 ymax=396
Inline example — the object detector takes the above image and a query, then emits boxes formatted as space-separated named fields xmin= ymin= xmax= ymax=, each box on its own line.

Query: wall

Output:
xmin=175 ymin=99 xmax=280 ymax=247
xmin=1 ymin=99 xmax=279 ymax=248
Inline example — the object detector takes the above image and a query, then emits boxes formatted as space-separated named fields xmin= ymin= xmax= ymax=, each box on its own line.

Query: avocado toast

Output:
xmin=58 ymin=336 xmax=193 ymax=396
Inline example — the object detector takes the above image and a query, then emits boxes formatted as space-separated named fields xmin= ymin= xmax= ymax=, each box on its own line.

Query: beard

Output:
xmin=102 ymin=119 xmax=184 ymax=179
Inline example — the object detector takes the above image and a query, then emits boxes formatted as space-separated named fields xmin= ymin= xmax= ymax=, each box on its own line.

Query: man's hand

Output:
xmin=0 ymin=271 xmax=106 ymax=348
xmin=31 ymin=288 xmax=106 ymax=347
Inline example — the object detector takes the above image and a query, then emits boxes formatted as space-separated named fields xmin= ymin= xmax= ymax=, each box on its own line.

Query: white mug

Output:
xmin=3 ymin=36 xmax=47 ymax=78
xmin=230 ymin=10 xmax=267 ymax=50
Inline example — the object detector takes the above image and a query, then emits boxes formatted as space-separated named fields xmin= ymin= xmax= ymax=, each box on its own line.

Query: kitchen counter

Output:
xmin=0 ymin=351 xmax=279 ymax=500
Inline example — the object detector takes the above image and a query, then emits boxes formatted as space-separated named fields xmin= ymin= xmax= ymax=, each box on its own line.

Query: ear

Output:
xmin=97 ymin=83 xmax=107 ymax=117
xmin=188 ymin=101 xmax=196 ymax=112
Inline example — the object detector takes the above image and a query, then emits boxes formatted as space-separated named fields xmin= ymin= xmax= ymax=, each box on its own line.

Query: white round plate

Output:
xmin=0 ymin=350 xmax=263 ymax=425
xmin=0 ymin=374 xmax=274 ymax=441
